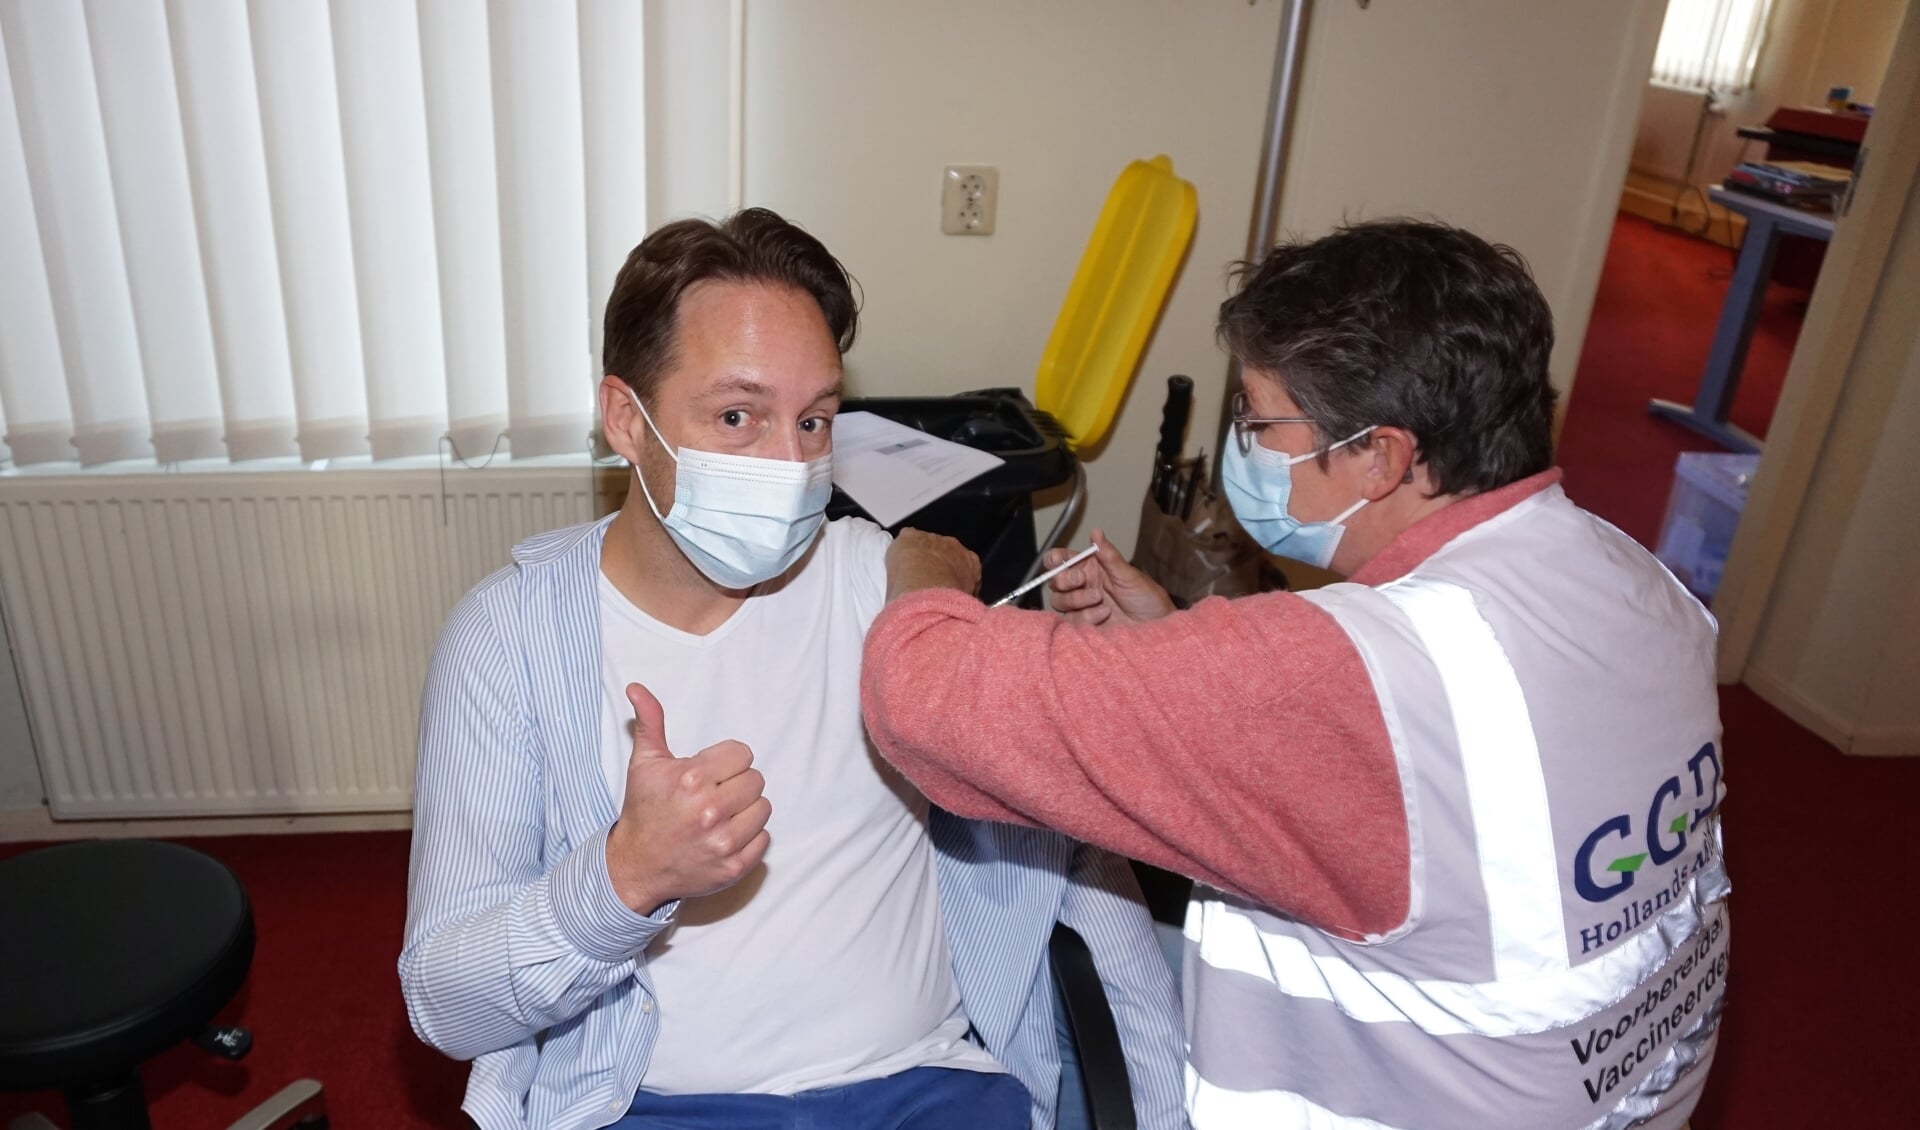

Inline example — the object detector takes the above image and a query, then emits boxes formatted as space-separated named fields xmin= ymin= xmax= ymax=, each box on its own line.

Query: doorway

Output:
xmin=1553 ymin=0 xmax=1902 ymax=580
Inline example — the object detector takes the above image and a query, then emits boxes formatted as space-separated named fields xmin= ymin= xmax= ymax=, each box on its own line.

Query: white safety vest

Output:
xmin=1184 ymin=485 xmax=1730 ymax=1130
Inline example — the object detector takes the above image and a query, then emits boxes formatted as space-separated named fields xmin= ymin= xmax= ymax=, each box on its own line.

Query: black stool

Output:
xmin=0 ymin=839 xmax=325 ymax=1130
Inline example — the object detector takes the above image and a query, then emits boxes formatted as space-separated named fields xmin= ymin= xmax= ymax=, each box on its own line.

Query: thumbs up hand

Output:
xmin=606 ymin=683 xmax=771 ymax=915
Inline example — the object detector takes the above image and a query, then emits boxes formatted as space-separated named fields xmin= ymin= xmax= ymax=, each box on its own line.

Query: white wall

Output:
xmin=1746 ymin=167 xmax=1920 ymax=755
xmin=744 ymin=0 xmax=1664 ymax=553
xmin=1804 ymin=0 xmax=1908 ymax=104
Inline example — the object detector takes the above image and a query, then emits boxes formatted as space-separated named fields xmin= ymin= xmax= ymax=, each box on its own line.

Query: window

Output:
xmin=0 ymin=0 xmax=723 ymax=471
xmin=1649 ymin=0 xmax=1776 ymax=94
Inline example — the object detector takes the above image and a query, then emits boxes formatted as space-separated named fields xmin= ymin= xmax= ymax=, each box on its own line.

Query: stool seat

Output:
xmin=0 ymin=840 xmax=254 ymax=1092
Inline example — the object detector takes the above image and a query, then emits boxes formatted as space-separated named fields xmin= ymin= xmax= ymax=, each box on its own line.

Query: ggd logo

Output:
xmin=1573 ymin=742 xmax=1720 ymax=903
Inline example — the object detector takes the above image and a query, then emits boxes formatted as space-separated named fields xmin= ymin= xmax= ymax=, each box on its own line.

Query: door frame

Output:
xmin=1712 ymin=2 xmax=1920 ymax=683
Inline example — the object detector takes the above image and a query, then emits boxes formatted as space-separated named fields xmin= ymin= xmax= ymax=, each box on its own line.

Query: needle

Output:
xmin=991 ymin=544 xmax=1101 ymax=608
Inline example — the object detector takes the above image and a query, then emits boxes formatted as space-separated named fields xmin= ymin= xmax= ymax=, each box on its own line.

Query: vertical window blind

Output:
xmin=1649 ymin=0 xmax=1776 ymax=94
xmin=0 ymin=0 xmax=695 ymax=470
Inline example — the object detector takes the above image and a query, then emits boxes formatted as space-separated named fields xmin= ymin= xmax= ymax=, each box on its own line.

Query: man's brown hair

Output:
xmin=602 ymin=208 xmax=860 ymax=402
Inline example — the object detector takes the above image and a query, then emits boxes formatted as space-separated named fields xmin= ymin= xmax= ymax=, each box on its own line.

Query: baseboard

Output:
xmin=1849 ymin=729 xmax=1920 ymax=757
xmin=1741 ymin=666 xmax=1917 ymax=756
xmin=0 ymin=804 xmax=413 ymax=843
xmin=1618 ymin=182 xmax=1748 ymax=250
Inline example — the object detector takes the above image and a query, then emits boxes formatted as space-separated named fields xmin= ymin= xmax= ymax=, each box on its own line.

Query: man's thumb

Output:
xmin=627 ymin=683 xmax=672 ymax=760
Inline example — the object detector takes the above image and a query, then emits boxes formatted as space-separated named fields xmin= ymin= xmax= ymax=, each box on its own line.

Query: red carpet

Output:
xmin=1556 ymin=214 xmax=1808 ymax=548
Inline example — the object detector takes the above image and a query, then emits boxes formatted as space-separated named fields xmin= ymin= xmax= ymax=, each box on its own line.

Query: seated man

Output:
xmin=400 ymin=208 xmax=1184 ymax=1130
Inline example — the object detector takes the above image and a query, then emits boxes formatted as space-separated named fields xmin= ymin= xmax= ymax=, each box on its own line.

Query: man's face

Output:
xmin=1241 ymin=369 xmax=1368 ymax=523
xmin=622 ymin=281 xmax=844 ymax=500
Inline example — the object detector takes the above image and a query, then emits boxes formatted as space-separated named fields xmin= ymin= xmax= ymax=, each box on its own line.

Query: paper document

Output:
xmin=831 ymin=411 xmax=1005 ymax=527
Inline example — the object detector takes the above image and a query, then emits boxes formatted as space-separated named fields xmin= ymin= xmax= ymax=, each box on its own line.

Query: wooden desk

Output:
xmin=1648 ymin=187 xmax=1835 ymax=453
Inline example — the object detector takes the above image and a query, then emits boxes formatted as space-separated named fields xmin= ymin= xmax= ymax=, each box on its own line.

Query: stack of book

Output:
xmin=1724 ymin=160 xmax=1850 ymax=211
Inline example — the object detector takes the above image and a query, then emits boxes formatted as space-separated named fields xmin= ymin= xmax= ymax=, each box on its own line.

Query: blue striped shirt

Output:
xmin=400 ymin=517 xmax=1187 ymax=1130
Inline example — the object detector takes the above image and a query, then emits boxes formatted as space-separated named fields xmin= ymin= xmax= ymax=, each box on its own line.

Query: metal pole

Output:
xmin=1211 ymin=0 xmax=1312 ymax=488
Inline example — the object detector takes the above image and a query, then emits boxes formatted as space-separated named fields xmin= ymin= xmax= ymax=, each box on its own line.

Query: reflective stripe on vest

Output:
xmin=1378 ymin=578 xmax=1567 ymax=979
xmin=1187 ymin=993 xmax=1721 ymax=1130
xmin=1188 ymin=853 xmax=1723 ymax=1037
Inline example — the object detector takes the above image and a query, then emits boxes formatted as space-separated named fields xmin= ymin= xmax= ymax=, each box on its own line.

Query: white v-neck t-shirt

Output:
xmin=597 ymin=517 xmax=1000 ymax=1096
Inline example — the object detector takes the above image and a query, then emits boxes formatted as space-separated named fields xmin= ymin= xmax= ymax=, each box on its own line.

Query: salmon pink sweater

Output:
xmin=861 ymin=470 xmax=1560 ymax=939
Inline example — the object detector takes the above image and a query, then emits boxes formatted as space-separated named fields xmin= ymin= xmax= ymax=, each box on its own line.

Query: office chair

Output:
xmin=0 ymin=839 xmax=326 ymax=1130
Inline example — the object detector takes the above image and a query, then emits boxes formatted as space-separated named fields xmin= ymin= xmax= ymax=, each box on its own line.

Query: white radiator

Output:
xmin=0 ymin=468 xmax=615 ymax=818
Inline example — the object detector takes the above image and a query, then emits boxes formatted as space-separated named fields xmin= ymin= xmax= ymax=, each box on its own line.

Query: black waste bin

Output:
xmin=828 ymin=388 xmax=1078 ymax=606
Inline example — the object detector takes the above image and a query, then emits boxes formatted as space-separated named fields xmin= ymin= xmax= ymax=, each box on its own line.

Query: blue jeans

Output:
xmin=615 ymin=1066 xmax=1030 ymax=1129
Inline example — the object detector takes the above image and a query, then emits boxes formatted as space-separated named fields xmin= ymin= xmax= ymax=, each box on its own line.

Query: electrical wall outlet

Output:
xmin=941 ymin=165 xmax=998 ymax=235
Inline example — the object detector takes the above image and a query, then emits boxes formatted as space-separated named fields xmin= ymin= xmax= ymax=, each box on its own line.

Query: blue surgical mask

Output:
xmin=630 ymin=392 xmax=832 ymax=589
xmin=1221 ymin=427 xmax=1373 ymax=570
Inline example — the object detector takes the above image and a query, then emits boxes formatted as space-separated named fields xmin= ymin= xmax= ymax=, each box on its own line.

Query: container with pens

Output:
xmin=1130 ymin=376 xmax=1284 ymax=608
